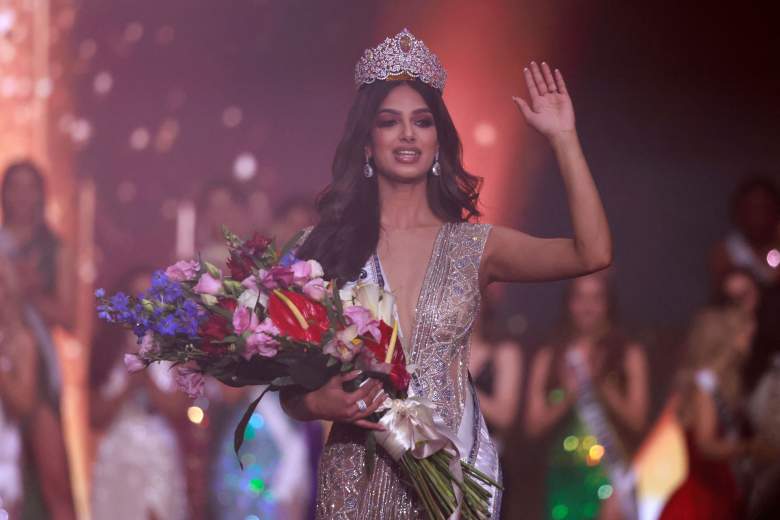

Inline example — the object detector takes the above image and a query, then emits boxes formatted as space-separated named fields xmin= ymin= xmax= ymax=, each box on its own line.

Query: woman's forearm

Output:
xmin=550 ymin=131 xmax=612 ymax=271
xmin=280 ymin=387 xmax=318 ymax=422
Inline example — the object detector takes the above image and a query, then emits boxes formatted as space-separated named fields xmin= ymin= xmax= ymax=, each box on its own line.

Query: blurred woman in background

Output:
xmin=659 ymin=306 xmax=756 ymax=520
xmin=525 ymin=272 xmax=648 ymax=520
xmin=89 ymin=268 xmax=189 ymax=520
xmin=0 ymin=256 xmax=38 ymax=518
xmin=0 ymin=160 xmax=75 ymax=519
xmin=469 ymin=294 xmax=523 ymax=441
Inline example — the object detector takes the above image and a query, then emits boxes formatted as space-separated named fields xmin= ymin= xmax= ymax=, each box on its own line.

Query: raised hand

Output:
xmin=513 ymin=61 xmax=576 ymax=139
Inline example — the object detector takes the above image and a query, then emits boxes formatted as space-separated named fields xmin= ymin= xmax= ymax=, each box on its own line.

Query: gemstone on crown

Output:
xmin=354 ymin=28 xmax=447 ymax=92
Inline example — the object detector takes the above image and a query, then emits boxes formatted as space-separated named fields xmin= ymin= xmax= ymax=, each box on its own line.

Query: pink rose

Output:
xmin=174 ymin=366 xmax=205 ymax=398
xmin=244 ymin=318 xmax=280 ymax=359
xmin=165 ymin=260 xmax=200 ymax=282
xmin=344 ymin=305 xmax=381 ymax=342
xmin=303 ymin=278 xmax=326 ymax=301
xmin=123 ymin=353 xmax=146 ymax=374
xmin=241 ymin=275 xmax=258 ymax=291
xmin=259 ymin=266 xmax=294 ymax=290
xmin=291 ymin=260 xmax=311 ymax=285
xmin=193 ymin=272 xmax=223 ymax=295
xmin=232 ymin=305 xmax=259 ymax=334
xmin=138 ymin=333 xmax=158 ymax=358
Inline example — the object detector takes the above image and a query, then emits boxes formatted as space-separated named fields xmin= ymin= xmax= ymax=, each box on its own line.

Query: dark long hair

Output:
xmin=297 ymin=79 xmax=482 ymax=284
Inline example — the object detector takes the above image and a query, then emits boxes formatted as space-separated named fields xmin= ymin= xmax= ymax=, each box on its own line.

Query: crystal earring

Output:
xmin=431 ymin=150 xmax=441 ymax=176
xmin=363 ymin=157 xmax=374 ymax=178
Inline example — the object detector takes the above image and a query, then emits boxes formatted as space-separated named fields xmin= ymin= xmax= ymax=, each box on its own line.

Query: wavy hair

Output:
xmin=297 ymin=79 xmax=482 ymax=284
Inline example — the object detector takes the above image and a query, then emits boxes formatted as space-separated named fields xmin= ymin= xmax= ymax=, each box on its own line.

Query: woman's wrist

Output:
xmin=548 ymin=128 xmax=579 ymax=151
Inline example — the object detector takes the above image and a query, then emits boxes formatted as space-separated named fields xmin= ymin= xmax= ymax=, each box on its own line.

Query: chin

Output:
xmin=379 ymin=166 xmax=429 ymax=184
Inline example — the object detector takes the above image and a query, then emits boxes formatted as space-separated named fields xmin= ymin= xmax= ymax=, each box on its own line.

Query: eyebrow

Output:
xmin=376 ymin=108 xmax=432 ymax=116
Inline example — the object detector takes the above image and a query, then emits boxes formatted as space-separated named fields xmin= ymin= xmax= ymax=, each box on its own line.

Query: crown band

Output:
xmin=354 ymin=28 xmax=447 ymax=92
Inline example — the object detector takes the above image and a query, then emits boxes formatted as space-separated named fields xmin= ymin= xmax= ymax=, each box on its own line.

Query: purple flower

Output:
xmin=165 ymin=260 xmax=200 ymax=282
xmin=344 ymin=305 xmax=381 ymax=342
xmin=174 ymin=366 xmax=205 ymax=398
xmin=232 ymin=305 xmax=259 ymax=335
xmin=123 ymin=353 xmax=146 ymax=374
xmin=303 ymin=278 xmax=326 ymax=302
xmin=244 ymin=318 xmax=280 ymax=359
xmin=193 ymin=273 xmax=223 ymax=295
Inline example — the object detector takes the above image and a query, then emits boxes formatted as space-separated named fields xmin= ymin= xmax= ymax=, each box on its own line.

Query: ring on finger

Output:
xmin=357 ymin=399 xmax=367 ymax=412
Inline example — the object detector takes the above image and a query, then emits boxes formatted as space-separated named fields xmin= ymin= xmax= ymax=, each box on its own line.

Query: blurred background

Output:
xmin=0 ymin=0 xmax=778 ymax=519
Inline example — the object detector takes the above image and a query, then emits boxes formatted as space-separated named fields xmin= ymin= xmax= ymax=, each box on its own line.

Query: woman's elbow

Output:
xmin=583 ymin=248 xmax=612 ymax=273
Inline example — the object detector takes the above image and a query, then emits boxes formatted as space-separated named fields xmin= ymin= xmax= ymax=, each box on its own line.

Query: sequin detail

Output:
xmin=316 ymin=223 xmax=497 ymax=519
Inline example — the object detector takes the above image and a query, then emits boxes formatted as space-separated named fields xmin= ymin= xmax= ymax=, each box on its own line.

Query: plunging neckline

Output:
xmin=374 ymin=223 xmax=448 ymax=349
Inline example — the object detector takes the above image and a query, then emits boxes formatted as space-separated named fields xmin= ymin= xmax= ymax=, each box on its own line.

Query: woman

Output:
xmin=659 ymin=307 xmax=755 ymax=520
xmin=89 ymin=268 xmax=189 ymax=520
xmin=525 ymin=273 xmax=648 ymax=520
xmin=0 ymin=160 xmax=76 ymax=519
xmin=469 ymin=294 xmax=523 ymax=443
xmin=282 ymin=28 xmax=612 ymax=519
xmin=0 ymin=257 xmax=38 ymax=518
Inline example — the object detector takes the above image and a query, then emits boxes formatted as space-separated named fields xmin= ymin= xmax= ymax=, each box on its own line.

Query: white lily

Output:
xmin=307 ymin=259 xmax=324 ymax=279
xmin=354 ymin=283 xmax=381 ymax=318
xmin=376 ymin=290 xmax=396 ymax=325
xmin=238 ymin=288 xmax=268 ymax=311
xmin=339 ymin=280 xmax=357 ymax=308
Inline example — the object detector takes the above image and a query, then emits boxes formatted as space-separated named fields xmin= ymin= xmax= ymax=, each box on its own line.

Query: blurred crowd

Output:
xmin=1 ymin=160 xmax=779 ymax=520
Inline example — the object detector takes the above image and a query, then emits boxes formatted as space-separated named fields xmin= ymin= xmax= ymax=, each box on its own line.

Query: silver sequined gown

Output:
xmin=316 ymin=222 xmax=502 ymax=519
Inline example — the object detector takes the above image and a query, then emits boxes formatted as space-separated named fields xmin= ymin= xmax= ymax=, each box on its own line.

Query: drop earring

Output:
xmin=431 ymin=150 xmax=441 ymax=176
xmin=363 ymin=156 xmax=374 ymax=178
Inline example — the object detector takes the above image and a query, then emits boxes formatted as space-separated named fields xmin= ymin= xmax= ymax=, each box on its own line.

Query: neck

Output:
xmin=377 ymin=175 xmax=440 ymax=230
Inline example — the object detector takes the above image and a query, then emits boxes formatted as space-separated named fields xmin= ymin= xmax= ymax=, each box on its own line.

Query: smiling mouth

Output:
xmin=393 ymin=149 xmax=421 ymax=162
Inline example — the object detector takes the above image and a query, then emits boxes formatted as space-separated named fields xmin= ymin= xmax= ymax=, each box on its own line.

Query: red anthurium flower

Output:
xmin=363 ymin=320 xmax=411 ymax=393
xmin=267 ymin=289 xmax=329 ymax=344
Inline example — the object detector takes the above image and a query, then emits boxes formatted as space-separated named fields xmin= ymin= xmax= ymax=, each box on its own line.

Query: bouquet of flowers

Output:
xmin=96 ymin=229 xmax=500 ymax=520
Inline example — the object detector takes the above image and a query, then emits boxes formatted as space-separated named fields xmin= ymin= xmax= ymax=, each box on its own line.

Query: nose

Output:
xmin=400 ymin=119 xmax=416 ymax=142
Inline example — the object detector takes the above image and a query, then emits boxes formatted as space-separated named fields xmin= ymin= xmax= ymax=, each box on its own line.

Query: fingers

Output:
xmin=351 ymin=388 xmax=385 ymax=419
xmin=522 ymin=66 xmax=540 ymax=100
xmin=512 ymin=96 xmax=533 ymax=118
xmin=529 ymin=61 xmax=549 ymax=95
xmin=348 ymin=378 xmax=382 ymax=403
xmin=540 ymin=62 xmax=557 ymax=93
xmin=339 ymin=369 xmax=363 ymax=384
xmin=554 ymin=68 xmax=568 ymax=95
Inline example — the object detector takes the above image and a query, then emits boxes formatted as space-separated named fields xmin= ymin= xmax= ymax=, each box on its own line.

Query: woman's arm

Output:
xmin=483 ymin=62 xmax=611 ymax=286
xmin=690 ymin=387 xmax=745 ymax=460
xmin=525 ymin=347 xmax=575 ymax=438
xmin=476 ymin=342 xmax=523 ymax=431
xmin=0 ymin=329 xmax=38 ymax=419
xmin=599 ymin=344 xmax=649 ymax=433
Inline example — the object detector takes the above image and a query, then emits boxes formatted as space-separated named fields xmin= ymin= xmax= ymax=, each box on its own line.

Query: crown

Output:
xmin=354 ymin=28 xmax=447 ymax=91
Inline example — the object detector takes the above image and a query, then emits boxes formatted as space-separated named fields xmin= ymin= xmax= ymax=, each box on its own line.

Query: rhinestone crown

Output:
xmin=354 ymin=28 xmax=447 ymax=92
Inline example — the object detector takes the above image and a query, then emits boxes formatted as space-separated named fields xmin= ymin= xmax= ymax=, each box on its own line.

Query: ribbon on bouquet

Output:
xmin=373 ymin=396 xmax=465 ymax=518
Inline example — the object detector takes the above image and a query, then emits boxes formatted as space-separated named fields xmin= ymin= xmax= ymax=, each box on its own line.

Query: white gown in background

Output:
xmin=91 ymin=361 xmax=188 ymax=520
